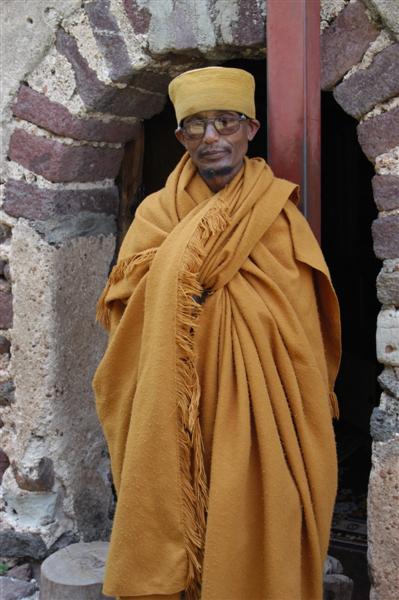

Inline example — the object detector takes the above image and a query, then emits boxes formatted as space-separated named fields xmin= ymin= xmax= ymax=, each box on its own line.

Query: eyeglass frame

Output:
xmin=176 ymin=113 xmax=249 ymax=140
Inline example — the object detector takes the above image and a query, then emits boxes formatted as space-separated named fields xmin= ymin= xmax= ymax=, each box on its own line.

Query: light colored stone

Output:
xmin=40 ymin=541 xmax=114 ymax=600
xmin=320 ymin=0 xmax=349 ymax=28
xmin=377 ymin=308 xmax=399 ymax=366
xmin=368 ymin=438 xmax=399 ymax=600
xmin=364 ymin=0 xmax=399 ymax=41
xmin=27 ymin=48 xmax=84 ymax=114
xmin=376 ymin=146 xmax=399 ymax=176
xmin=0 ymin=222 xmax=115 ymax=548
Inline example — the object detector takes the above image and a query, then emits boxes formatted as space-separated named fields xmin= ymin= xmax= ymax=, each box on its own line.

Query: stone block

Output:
xmin=357 ymin=107 xmax=399 ymax=161
xmin=4 ymin=179 xmax=119 ymax=220
xmin=364 ymin=0 xmax=399 ymax=41
xmin=40 ymin=541 xmax=113 ymax=600
xmin=9 ymin=129 xmax=124 ymax=183
xmin=0 ymin=285 xmax=13 ymax=329
xmin=376 ymin=307 xmax=399 ymax=366
xmin=0 ymin=448 xmax=10 ymax=483
xmin=123 ymin=0 xmax=151 ymax=35
xmin=377 ymin=261 xmax=399 ymax=306
xmin=6 ymin=563 xmax=33 ymax=582
xmin=0 ymin=381 xmax=15 ymax=407
xmin=0 ymin=335 xmax=11 ymax=354
xmin=368 ymin=438 xmax=399 ymax=599
xmin=0 ymin=530 xmax=47 ymax=559
xmin=12 ymin=457 xmax=55 ymax=492
xmin=56 ymin=30 xmax=166 ymax=118
xmin=0 ymin=576 xmax=38 ymax=600
xmin=321 ymin=0 xmax=379 ymax=90
xmin=32 ymin=212 xmax=116 ymax=245
xmin=86 ymin=0 xmax=132 ymax=83
xmin=7 ymin=222 xmax=114 ymax=546
xmin=378 ymin=366 xmax=399 ymax=398
xmin=12 ymin=85 xmax=139 ymax=143
xmin=370 ymin=392 xmax=399 ymax=441
xmin=334 ymin=43 xmax=399 ymax=118
xmin=372 ymin=214 xmax=399 ymax=259
xmin=372 ymin=174 xmax=399 ymax=210
xmin=232 ymin=0 xmax=265 ymax=48
xmin=323 ymin=574 xmax=354 ymax=600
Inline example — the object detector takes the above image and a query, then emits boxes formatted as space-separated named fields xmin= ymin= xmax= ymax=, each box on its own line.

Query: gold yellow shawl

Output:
xmin=93 ymin=154 xmax=341 ymax=600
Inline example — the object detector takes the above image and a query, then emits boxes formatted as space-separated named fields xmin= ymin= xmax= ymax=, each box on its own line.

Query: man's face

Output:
xmin=175 ymin=110 xmax=260 ymax=185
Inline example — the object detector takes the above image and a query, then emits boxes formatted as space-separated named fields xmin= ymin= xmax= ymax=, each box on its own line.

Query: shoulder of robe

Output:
xmin=118 ymin=187 xmax=176 ymax=260
xmin=283 ymin=198 xmax=332 ymax=280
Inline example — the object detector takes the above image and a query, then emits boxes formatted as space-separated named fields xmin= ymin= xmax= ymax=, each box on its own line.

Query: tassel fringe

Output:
xmin=329 ymin=391 xmax=340 ymax=419
xmin=176 ymin=198 xmax=230 ymax=600
xmin=96 ymin=248 xmax=157 ymax=329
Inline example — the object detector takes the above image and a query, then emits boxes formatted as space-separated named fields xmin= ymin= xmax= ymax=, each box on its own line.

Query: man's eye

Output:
xmin=219 ymin=117 xmax=234 ymax=126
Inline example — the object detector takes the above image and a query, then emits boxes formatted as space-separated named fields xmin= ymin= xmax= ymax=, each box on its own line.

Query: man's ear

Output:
xmin=247 ymin=119 xmax=260 ymax=141
xmin=175 ymin=128 xmax=187 ymax=148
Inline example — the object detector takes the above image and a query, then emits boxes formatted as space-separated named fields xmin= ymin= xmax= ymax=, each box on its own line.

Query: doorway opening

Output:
xmin=322 ymin=91 xmax=380 ymax=598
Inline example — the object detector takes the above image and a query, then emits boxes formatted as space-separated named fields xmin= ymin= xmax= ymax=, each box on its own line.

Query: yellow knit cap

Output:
xmin=168 ymin=66 xmax=256 ymax=124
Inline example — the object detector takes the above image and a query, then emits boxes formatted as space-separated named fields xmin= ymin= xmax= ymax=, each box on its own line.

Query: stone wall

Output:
xmin=320 ymin=2 xmax=399 ymax=598
xmin=0 ymin=0 xmax=398 ymax=598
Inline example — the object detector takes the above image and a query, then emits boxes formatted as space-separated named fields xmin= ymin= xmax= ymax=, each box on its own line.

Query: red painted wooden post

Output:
xmin=267 ymin=0 xmax=321 ymax=241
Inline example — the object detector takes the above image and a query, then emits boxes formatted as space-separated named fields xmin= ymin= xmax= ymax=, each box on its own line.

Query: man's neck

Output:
xmin=199 ymin=160 xmax=244 ymax=192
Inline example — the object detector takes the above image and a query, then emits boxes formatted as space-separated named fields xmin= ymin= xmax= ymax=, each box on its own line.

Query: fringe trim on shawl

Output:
xmin=329 ymin=391 xmax=340 ymax=419
xmin=96 ymin=248 xmax=157 ymax=329
xmin=176 ymin=198 xmax=231 ymax=600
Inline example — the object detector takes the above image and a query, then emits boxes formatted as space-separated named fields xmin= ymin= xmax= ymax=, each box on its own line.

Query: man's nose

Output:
xmin=202 ymin=122 xmax=219 ymax=143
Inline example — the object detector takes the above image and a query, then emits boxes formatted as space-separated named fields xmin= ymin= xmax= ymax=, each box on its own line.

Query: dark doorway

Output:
xmin=322 ymin=91 xmax=380 ymax=599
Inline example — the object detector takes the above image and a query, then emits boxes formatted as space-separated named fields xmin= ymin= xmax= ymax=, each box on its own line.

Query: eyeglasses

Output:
xmin=178 ymin=114 xmax=248 ymax=140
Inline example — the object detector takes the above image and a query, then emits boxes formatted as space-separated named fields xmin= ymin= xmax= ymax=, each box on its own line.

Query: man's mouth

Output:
xmin=200 ymin=149 xmax=229 ymax=158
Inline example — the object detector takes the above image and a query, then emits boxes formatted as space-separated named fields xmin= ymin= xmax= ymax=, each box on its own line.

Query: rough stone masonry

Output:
xmin=0 ymin=1 xmax=398 ymax=599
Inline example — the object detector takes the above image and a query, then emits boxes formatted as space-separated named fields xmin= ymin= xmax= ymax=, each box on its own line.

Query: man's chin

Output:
xmin=199 ymin=166 xmax=234 ymax=180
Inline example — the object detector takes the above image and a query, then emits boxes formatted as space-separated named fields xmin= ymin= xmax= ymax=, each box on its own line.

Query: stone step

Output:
xmin=40 ymin=541 xmax=114 ymax=600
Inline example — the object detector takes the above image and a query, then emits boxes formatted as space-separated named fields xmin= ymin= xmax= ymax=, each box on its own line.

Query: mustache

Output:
xmin=198 ymin=146 xmax=231 ymax=158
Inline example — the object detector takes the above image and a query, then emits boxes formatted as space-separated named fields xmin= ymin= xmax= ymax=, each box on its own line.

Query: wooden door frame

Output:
xmin=267 ymin=0 xmax=321 ymax=241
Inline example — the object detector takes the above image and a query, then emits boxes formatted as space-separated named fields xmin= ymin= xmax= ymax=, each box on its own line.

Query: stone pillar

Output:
xmin=320 ymin=2 xmax=399 ymax=598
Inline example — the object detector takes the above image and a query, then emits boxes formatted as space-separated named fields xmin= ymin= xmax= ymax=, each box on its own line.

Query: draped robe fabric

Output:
xmin=93 ymin=154 xmax=341 ymax=600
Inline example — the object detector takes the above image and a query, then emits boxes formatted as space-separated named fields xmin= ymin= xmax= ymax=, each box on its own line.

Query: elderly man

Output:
xmin=93 ymin=67 xmax=341 ymax=600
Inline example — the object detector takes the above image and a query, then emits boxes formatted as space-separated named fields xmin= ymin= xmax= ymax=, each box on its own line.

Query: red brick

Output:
xmin=372 ymin=214 xmax=399 ymax=259
xmin=321 ymin=1 xmax=379 ymax=90
xmin=56 ymin=30 xmax=166 ymax=117
xmin=0 ymin=285 xmax=13 ymax=329
xmin=4 ymin=179 xmax=119 ymax=220
xmin=372 ymin=175 xmax=399 ymax=211
xmin=357 ymin=106 xmax=399 ymax=161
xmin=123 ymin=0 xmax=151 ymax=35
xmin=9 ymin=129 xmax=124 ymax=183
xmin=232 ymin=0 xmax=265 ymax=48
xmin=86 ymin=0 xmax=132 ymax=83
xmin=13 ymin=85 xmax=139 ymax=143
xmin=334 ymin=43 xmax=399 ymax=118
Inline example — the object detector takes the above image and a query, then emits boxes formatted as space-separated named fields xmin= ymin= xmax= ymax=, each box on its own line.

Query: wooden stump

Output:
xmin=40 ymin=541 xmax=114 ymax=600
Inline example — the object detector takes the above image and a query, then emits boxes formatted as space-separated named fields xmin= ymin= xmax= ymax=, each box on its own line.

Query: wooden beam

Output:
xmin=267 ymin=0 xmax=321 ymax=241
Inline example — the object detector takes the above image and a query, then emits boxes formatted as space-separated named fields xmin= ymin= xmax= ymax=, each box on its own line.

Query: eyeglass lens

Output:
xmin=183 ymin=115 xmax=244 ymax=138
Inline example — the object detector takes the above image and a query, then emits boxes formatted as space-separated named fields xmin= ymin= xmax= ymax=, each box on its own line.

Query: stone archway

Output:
xmin=0 ymin=1 xmax=398 ymax=598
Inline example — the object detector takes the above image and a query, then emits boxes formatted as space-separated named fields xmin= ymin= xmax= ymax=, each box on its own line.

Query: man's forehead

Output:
xmin=184 ymin=109 xmax=239 ymax=121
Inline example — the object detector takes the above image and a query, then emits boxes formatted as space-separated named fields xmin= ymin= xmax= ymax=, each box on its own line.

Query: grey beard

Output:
xmin=199 ymin=166 xmax=233 ymax=180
